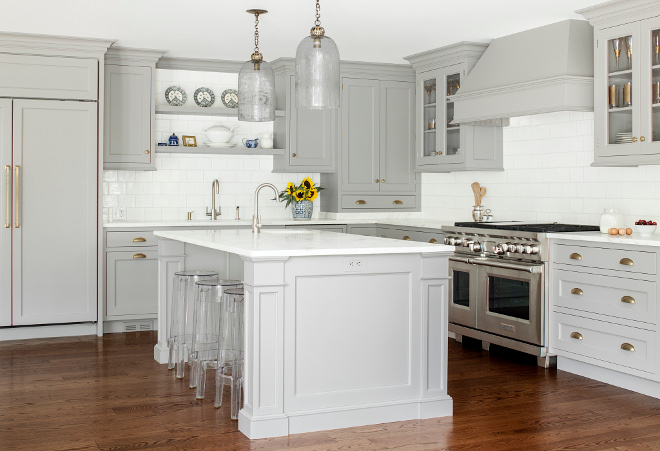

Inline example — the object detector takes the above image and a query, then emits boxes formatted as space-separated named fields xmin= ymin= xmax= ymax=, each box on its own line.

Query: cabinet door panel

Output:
xmin=341 ymin=78 xmax=380 ymax=192
xmin=640 ymin=16 xmax=660 ymax=154
xmin=379 ymin=81 xmax=416 ymax=192
xmin=0 ymin=99 xmax=10 ymax=327
xmin=106 ymin=250 xmax=158 ymax=317
xmin=104 ymin=65 xmax=152 ymax=165
xmin=12 ymin=100 xmax=97 ymax=325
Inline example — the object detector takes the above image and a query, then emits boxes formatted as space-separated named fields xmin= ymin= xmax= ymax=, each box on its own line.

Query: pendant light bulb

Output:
xmin=295 ymin=0 xmax=340 ymax=109
xmin=238 ymin=9 xmax=275 ymax=122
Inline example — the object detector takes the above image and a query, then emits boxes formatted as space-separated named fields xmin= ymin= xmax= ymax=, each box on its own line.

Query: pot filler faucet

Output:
xmin=252 ymin=183 xmax=279 ymax=233
xmin=206 ymin=179 xmax=221 ymax=220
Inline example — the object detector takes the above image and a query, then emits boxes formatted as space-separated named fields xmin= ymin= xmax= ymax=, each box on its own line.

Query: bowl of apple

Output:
xmin=635 ymin=219 xmax=657 ymax=237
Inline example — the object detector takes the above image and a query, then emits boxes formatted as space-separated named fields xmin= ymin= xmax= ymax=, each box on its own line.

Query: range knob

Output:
xmin=515 ymin=244 xmax=525 ymax=254
xmin=470 ymin=241 xmax=482 ymax=252
xmin=443 ymin=237 xmax=451 ymax=245
xmin=494 ymin=244 xmax=505 ymax=255
xmin=501 ymin=242 xmax=515 ymax=253
xmin=524 ymin=245 xmax=540 ymax=255
xmin=463 ymin=240 xmax=473 ymax=248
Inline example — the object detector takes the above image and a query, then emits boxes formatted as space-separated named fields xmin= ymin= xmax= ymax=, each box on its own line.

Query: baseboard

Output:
xmin=0 ymin=323 xmax=97 ymax=341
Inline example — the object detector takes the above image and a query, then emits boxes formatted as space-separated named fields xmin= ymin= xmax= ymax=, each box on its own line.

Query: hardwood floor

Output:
xmin=1 ymin=332 xmax=660 ymax=451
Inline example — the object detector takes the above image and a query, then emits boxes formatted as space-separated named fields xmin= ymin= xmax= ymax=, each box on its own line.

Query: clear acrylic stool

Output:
xmin=168 ymin=270 xmax=219 ymax=379
xmin=214 ymin=287 xmax=245 ymax=420
xmin=190 ymin=279 xmax=243 ymax=396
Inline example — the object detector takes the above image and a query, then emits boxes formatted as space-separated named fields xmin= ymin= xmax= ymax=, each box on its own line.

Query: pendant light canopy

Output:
xmin=295 ymin=0 xmax=340 ymax=109
xmin=238 ymin=9 xmax=275 ymax=122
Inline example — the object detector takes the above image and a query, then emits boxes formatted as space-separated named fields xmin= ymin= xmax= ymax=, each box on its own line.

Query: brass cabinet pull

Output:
xmin=619 ymin=258 xmax=634 ymax=266
xmin=355 ymin=200 xmax=367 ymax=205
xmin=132 ymin=253 xmax=147 ymax=259
xmin=402 ymin=235 xmax=411 ymax=240
xmin=132 ymin=237 xmax=147 ymax=242
xmin=632 ymin=137 xmax=638 ymax=142
xmin=14 ymin=165 xmax=19 ymax=228
xmin=375 ymin=179 xmax=380 ymax=183
xmin=570 ymin=332 xmax=583 ymax=340
xmin=4 ymin=165 xmax=9 ymax=228
xmin=392 ymin=200 xmax=403 ymax=205
xmin=429 ymin=238 xmax=438 ymax=244
xmin=621 ymin=296 xmax=636 ymax=304
xmin=145 ymin=150 xmax=150 ymax=154
xmin=621 ymin=343 xmax=635 ymax=352
xmin=292 ymin=153 xmax=296 ymax=157
xmin=640 ymin=136 xmax=646 ymax=142
xmin=381 ymin=179 xmax=386 ymax=183
xmin=570 ymin=288 xmax=584 ymax=295
xmin=569 ymin=253 xmax=582 ymax=260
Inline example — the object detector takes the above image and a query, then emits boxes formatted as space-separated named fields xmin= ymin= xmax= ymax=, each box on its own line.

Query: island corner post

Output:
xmin=154 ymin=230 xmax=453 ymax=439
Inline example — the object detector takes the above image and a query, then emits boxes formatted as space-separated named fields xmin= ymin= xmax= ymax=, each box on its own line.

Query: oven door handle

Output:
xmin=471 ymin=258 xmax=543 ymax=274
xmin=449 ymin=256 xmax=472 ymax=265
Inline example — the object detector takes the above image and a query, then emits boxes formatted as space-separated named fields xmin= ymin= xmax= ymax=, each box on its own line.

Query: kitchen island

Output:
xmin=154 ymin=228 xmax=453 ymax=439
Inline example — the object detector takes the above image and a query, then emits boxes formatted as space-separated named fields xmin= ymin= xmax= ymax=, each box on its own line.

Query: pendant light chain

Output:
xmin=315 ymin=0 xmax=321 ymax=26
xmin=254 ymin=13 xmax=260 ymax=53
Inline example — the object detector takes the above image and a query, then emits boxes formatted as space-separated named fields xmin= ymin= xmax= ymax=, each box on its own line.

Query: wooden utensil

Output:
xmin=471 ymin=182 xmax=481 ymax=206
xmin=479 ymin=187 xmax=486 ymax=204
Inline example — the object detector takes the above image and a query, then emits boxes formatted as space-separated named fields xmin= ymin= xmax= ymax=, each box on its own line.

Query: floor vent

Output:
xmin=123 ymin=321 xmax=153 ymax=332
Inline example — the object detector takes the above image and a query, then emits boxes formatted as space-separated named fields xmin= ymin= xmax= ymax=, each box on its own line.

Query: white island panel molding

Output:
xmin=154 ymin=229 xmax=453 ymax=439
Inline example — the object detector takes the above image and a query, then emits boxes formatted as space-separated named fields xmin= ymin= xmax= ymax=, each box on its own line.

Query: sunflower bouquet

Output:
xmin=278 ymin=177 xmax=324 ymax=208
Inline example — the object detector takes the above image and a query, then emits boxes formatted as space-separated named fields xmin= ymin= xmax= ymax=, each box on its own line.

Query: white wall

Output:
xmin=422 ymin=111 xmax=656 ymax=227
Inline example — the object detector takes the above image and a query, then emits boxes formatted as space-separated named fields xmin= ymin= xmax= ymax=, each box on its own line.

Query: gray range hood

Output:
xmin=451 ymin=19 xmax=594 ymax=124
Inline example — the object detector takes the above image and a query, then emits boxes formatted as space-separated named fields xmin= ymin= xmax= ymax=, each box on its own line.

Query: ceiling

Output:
xmin=1 ymin=0 xmax=603 ymax=64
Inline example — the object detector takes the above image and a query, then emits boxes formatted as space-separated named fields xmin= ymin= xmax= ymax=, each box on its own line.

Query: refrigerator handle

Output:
xmin=14 ymin=165 xmax=19 ymax=229
xmin=4 ymin=165 xmax=9 ymax=228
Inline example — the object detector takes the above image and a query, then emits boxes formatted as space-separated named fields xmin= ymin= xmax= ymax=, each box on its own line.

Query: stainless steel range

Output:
xmin=441 ymin=222 xmax=600 ymax=367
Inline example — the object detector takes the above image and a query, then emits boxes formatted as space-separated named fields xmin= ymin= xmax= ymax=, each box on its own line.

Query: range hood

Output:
xmin=451 ymin=19 xmax=594 ymax=125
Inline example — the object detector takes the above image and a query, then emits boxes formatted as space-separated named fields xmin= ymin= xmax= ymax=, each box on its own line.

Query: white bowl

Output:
xmin=635 ymin=224 xmax=657 ymax=237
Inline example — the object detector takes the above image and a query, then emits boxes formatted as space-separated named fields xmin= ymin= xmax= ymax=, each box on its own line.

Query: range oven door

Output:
xmin=448 ymin=256 xmax=477 ymax=329
xmin=474 ymin=259 xmax=544 ymax=346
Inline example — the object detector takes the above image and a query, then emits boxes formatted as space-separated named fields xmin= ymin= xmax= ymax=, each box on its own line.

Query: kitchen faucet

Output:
xmin=206 ymin=179 xmax=221 ymax=220
xmin=252 ymin=183 xmax=279 ymax=233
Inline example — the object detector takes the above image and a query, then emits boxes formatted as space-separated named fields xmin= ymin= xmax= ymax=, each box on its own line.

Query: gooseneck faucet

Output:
xmin=252 ymin=183 xmax=279 ymax=233
xmin=206 ymin=179 xmax=221 ymax=220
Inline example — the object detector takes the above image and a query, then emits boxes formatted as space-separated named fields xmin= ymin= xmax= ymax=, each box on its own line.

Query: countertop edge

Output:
xmin=547 ymin=231 xmax=660 ymax=247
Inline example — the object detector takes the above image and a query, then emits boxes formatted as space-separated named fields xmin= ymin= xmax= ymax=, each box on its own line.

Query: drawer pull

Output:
xmin=132 ymin=237 xmax=147 ymax=242
xmin=570 ymin=332 xmax=583 ymax=340
xmin=570 ymin=288 xmax=584 ymax=295
xmin=355 ymin=200 xmax=367 ymax=205
xmin=402 ymin=236 xmax=411 ymax=241
xmin=621 ymin=296 xmax=636 ymax=304
xmin=132 ymin=253 xmax=147 ymax=259
xmin=621 ymin=343 xmax=635 ymax=352
xmin=619 ymin=258 xmax=634 ymax=266
xmin=569 ymin=253 xmax=582 ymax=260
xmin=392 ymin=200 xmax=403 ymax=205
xmin=429 ymin=238 xmax=438 ymax=244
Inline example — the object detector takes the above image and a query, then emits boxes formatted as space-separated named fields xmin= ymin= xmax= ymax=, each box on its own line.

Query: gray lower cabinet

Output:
xmin=272 ymin=59 xmax=337 ymax=173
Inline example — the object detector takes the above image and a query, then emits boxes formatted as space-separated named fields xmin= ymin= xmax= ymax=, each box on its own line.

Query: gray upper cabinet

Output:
xmin=272 ymin=59 xmax=337 ymax=173
xmin=103 ymin=48 xmax=165 ymax=171
xmin=404 ymin=43 xmax=503 ymax=172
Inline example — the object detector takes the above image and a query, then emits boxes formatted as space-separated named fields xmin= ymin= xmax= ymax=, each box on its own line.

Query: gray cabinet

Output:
xmin=272 ymin=59 xmax=337 ymax=173
xmin=405 ymin=43 xmax=503 ymax=172
xmin=103 ymin=48 xmax=164 ymax=171
xmin=106 ymin=249 xmax=158 ymax=318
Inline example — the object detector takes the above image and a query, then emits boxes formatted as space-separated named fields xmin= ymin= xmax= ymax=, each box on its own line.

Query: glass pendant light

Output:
xmin=238 ymin=9 xmax=275 ymax=122
xmin=295 ymin=0 xmax=340 ymax=109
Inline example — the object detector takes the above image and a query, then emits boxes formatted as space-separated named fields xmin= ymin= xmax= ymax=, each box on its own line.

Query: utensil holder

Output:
xmin=472 ymin=206 xmax=484 ymax=222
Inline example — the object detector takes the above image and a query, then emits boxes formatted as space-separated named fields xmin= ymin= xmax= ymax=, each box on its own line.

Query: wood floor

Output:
xmin=1 ymin=332 xmax=660 ymax=451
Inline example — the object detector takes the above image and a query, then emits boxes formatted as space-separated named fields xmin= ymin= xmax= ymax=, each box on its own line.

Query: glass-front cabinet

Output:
xmin=592 ymin=12 xmax=660 ymax=164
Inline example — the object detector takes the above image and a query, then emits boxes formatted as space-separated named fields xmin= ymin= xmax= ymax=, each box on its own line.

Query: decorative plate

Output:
xmin=165 ymin=86 xmax=187 ymax=106
xmin=194 ymin=87 xmax=215 ymax=107
xmin=221 ymin=89 xmax=239 ymax=108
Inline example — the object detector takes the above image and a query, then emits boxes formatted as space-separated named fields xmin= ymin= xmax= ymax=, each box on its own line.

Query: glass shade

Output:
xmin=238 ymin=59 xmax=275 ymax=122
xmin=295 ymin=34 xmax=340 ymax=109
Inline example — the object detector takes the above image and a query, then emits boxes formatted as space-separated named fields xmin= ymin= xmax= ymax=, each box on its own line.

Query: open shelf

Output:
xmin=652 ymin=102 xmax=660 ymax=108
xmin=155 ymin=104 xmax=285 ymax=117
xmin=424 ymin=103 xmax=436 ymax=107
xmin=155 ymin=146 xmax=285 ymax=156
xmin=424 ymin=129 xmax=437 ymax=133
xmin=609 ymin=106 xmax=633 ymax=113
xmin=447 ymin=126 xmax=460 ymax=132
xmin=609 ymin=69 xmax=632 ymax=77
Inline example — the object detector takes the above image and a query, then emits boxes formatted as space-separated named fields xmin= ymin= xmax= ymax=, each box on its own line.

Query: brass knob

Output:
xmin=381 ymin=179 xmax=386 ymax=183
xmin=641 ymin=136 xmax=646 ymax=142
xmin=621 ymin=343 xmax=635 ymax=352
xmin=619 ymin=258 xmax=634 ymax=266
xmin=132 ymin=237 xmax=147 ymax=242
xmin=569 ymin=253 xmax=582 ymax=260
xmin=132 ymin=253 xmax=147 ymax=259
xmin=355 ymin=200 xmax=366 ymax=205
xmin=632 ymin=137 xmax=638 ymax=142
xmin=292 ymin=153 xmax=296 ymax=157
xmin=429 ymin=238 xmax=438 ymax=244
xmin=375 ymin=179 xmax=380 ymax=183
xmin=145 ymin=150 xmax=150 ymax=154
xmin=392 ymin=200 xmax=403 ymax=205
xmin=570 ymin=332 xmax=583 ymax=340
xmin=621 ymin=296 xmax=636 ymax=304
xmin=402 ymin=236 xmax=411 ymax=240
xmin=570 ymin=288 xmax=584 ymax=295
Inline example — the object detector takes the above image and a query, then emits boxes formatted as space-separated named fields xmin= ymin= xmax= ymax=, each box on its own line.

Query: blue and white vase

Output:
xmin=292 ymin=200 xmax=313 ymax=220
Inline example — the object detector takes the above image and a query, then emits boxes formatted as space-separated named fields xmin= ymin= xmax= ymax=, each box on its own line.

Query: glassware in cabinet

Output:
xmin=422 ymin=77 xmax=438 ymax=158
xmin=445 ymin=73 xmax=461 ymax=158
xmin=651 ymin=28 xmax=660 ymax=144
xmin=607 ymin=34 xmax=634 ymax=147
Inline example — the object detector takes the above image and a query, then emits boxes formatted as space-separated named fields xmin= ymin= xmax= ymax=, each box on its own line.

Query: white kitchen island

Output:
xmin=153 ymin=228 xmax=453 ymax=439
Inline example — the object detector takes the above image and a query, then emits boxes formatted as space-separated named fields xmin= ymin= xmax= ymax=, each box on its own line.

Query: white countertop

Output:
xmin=547 ymin=231 xmax=660 ymax=247
xmin=104 ymin=218 xmax=454 ymax=230
xmin=154 ymin=228 xmax=454 ymax=258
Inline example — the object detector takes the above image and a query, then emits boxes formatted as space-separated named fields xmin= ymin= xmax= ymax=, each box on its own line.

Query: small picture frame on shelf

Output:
xmin=182 ymin=135 xmax=197 ymax=147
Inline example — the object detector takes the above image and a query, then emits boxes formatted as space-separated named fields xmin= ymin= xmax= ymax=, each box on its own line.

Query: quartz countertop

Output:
xmin=154 ymin=228 xmax=454 ymax=258
xmin=547 ymin=231 xmax=660 ymax=247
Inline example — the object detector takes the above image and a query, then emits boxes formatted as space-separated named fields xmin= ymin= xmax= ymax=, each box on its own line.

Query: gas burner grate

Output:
xmin=453 ymin=222 xmax=600 ymax=233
